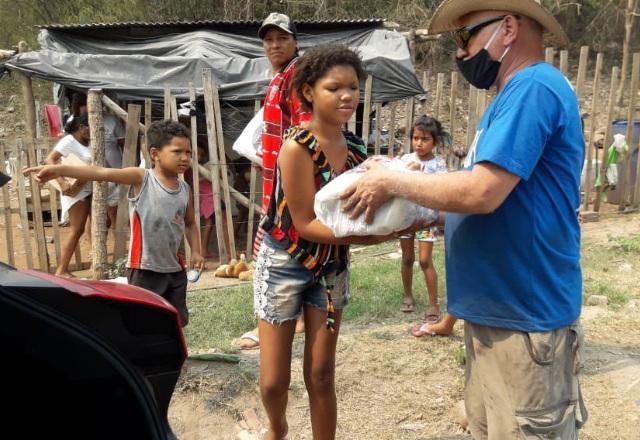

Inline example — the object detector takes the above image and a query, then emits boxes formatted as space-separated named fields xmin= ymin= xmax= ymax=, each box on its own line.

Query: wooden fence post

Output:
xmin=211 ymin=76 xmax=237 ymax=257
xmin=374 ymin=103 xmax=382 ymax=155
xmin=16 ymin=59 xmax=49 ymax=271
xmin=434 ymin=72 xmax=444 ymax=121
xmin=582 ymin=53 xmax=604 ymax=211
xmin=13 ymin=140 xmax=33 ymax=268
xmin=202 ymin=69 xmax=229 ymax=263
xmin=113 ymin=104 xmax=141 ymax=262
xmin=144 ymin=99 xmax=152 ymax=168
xmin=164 ymin=85 xmax=171 ymax=120
xmin=466 ymin=85 xmax=479 ymax=148
xmin=362 ymin=75 xmax=373 ymax=147
xmin=448 ymin=71 xmax=458 ymax=168
xmin=404 ymin=97 xmax=415 ymax=153
xmin=88 ymin=89 xmax=107 ymax=280
xmin=619 ymin=52 xmax=640 ymax=211
xmin=560 ymin=50 xmax=569 ymax=75
xmin=575 ymin=46 xmax=590 ymax=104
xmin=188 ymin=83 xmax=201 ymax=253
xmin=594 ymin=66 xmax=620 ymax=212
xmin=545 ymin=47 xmax=555 ymax=65
xmin=0 ymin=141 xmax=15 ymax=266
xmin=388 ymin=101 xmax=397 ymax=157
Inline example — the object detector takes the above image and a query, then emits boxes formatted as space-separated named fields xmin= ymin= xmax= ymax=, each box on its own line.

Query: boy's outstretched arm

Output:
xmin=24 ymin=164 xmax=144 ymax=187
xmin=184 ymin=187 xmax=204 ymax=270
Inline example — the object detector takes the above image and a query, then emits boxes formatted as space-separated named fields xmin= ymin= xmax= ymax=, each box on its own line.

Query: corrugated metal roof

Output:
xmin=39 ymin=18 xmax=385 ymax=31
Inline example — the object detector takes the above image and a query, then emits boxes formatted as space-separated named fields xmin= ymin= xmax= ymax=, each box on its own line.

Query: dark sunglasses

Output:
xmin=454 ymin=15 xmax=506 ymax=49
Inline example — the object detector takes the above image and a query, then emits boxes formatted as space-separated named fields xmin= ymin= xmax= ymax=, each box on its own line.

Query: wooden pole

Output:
xmin=545 ymin=47 xmax=555 ymax=65
xmin=113 ymin=104 xmax=141 ymax=262
xmin=619 ymin=52 xmax=640 ymax=211
xmin=101 ymin=94 xmax=145 ymax=132
xmin=143 ymin=99 xmax=152 ymax=168
xmin=422 ymin=71 xmax=428 ymax=114
xmin=88 ymin=89 xmax=107 ymax=280
xmin=171 ymin=96 xmax=178 ymax=122
xmin=448 ymin=71 xmax=459 ymax=168
xmin=48 ymin=181 xmax=61 ymax=269
xmin=407 ymin=29 xmax=416 ymax=65
xmin=211 ymin=75 xmax=237 ymax=257
xmin=246 ymin=100 xmax=260 ymax=259
xmin=594 ymin=66 xmax=620 ymax=212
xmin=560 ymin=50 xmax=569 ymax=75
xmin=0 ymin=141 xmax=15 ymax=266
xmin=14 ymin=140 xmax=33 ymax=268
xmin=164 ymin=86 xmax=171 ymax=120
xmin=466 ymin=85 xmax=479 ymax=148
xmin=362 ymin=75 xmax=373 ymax=147
xmin=347 ymin=106 xmax=356 ymax=133
xmin=434 ymin=72 xmax=444 ymax=121
xmin=575 ymin=46 xmax=590 ymax=104
xmin=404 ymin=97 xmax=415 ymax=154
xmin=374 ymin=103 xmax=382 ymax=155
xmin=16 ymin=60 xmax=48 ymax=271
xmin=202 ymin=69 xmax=229 ymax=263
xmin=188 ymin=83 xmax=201 ymax=253
xmin=582 ymin=53 xmax=604 ymax=211
xmin=388 ymin=101 xmax=397 ymax=157
xmin=476 ymin=89 xmax=487 ymax=117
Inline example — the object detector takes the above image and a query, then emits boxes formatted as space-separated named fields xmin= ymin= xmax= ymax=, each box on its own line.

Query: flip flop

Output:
xmin=411 ymin=322 xmax=437 ymax=338
xmin=400 ymin=300 xmax=415 ymax=313
xmin=423 ymin=304 xmax=440 ymax=324
xmin=235 ymin=331 xmax=260 ymax=350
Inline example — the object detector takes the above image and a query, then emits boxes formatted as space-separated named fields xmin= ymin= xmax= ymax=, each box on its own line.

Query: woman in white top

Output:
xmin=45 ymin=112 xmax=91 ymax=277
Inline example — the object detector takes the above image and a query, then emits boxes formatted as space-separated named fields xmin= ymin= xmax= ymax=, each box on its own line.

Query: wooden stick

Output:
xmin=17 ymin=69 xmax=49 ymax=271
xmin=171 ymin=96 xmax=178 ymax=122
xmin=113 ymin=104 xmax=141 ymax=262
xmin=211 ymin=76 xmax=236 ymax=258
xmin=388 ymin=101 xmax=397 ymax=157
xmin=448 ymin=71 xmax=458 ymax=168
xmin=582 ymin=53 xmax=604 ymax=210
xmin=545 ymin=47 xmax=555 ymax=65
xmin=14 ymin=140 xmax=33 ymax=268
xmin=434 ymin=72 xmax=444 ymax=120
xmin=466 ymin=85 xmax=478 ymax=148
xmin=374 ymin=103 xmax=382 ymax=155
xmin=164 ymin=85 xmax=171 ymax=120
xmin=619 ymin=52 xmax=640 ymax=211
xmin=575 ymin=46 xmax=590 ymax=104
xmin=188 ymin=83 xmax=201 ymax=254
xmin=422 ymin=71 xmax=428 ymax=114
xmin=347 ymin=105 xmax=356 ymax=133
xmin=246 ymin=100 xmax=260 ymax=259
xmin=404 ymin=97 xmax=415 ymax=154
xmin=101 ymin=94 xmax=146 ymax=132
xmin=560 ymin=50 xmax=569 ymax=75
xmin=476 ymin=89 xmax=487 ymax=117
xmin=48 ymin=183 xmax=61 ymax=269
xmin=143 ymin=99 xmax=152 ymax=168
xmin=202 ymin=69 xmax=229 ymax=263
xmin=594 ymin=66 xmax=620 ymax=212
xmin=0 ymin=141 xmax=15 ymax=266
xmin=88 ymin=89 xmax=107 ymax=280
xmin=362 ymin=75 xmax=373 ymax=147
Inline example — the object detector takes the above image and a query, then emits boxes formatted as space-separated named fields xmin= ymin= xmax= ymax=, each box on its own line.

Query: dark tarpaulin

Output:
xmin=2 ymin=26 xmax=424 ymax=103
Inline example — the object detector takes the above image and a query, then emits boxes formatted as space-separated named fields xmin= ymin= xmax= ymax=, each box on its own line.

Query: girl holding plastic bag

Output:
xmin=254 ymin=45 xmax=393 ymax=440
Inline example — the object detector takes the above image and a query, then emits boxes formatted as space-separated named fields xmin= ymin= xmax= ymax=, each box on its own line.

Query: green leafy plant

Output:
xmin=105 ymin=257 xmax=127 ymax=279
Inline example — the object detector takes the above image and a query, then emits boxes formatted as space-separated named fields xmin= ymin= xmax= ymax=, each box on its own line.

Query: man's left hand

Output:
xmin=340 ymin=160 xmax=394 ymax=224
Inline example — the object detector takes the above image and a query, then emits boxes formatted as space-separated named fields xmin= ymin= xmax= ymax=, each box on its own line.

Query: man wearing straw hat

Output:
xmin=341 ymin=1 xmax=587 ymax=437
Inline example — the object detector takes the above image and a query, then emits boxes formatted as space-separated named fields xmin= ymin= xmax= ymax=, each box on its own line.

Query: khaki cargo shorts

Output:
xmin=464 ymin=321 xmax=588 ymax=439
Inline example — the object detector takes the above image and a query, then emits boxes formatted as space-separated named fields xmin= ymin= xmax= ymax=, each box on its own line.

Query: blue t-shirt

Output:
xmin=445 ymin=62 xmax=584 ymax=332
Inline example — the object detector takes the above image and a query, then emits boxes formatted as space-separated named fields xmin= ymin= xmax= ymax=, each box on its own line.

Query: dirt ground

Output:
xmin=167 ymin=213 xmax=640 ymax=440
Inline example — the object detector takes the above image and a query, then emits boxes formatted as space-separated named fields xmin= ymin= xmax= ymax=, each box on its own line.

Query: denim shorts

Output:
xmin=253 ymin=234 xmax=349 ymax=324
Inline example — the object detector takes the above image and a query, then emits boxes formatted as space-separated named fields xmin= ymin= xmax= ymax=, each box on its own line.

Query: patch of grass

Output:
xmin=584 ymin=281 xmax=629 ymax=307
xmin=184 ymin=241 xmax=447 ymax=352
xmin=607 ymin=234 xmax=640 ymax=253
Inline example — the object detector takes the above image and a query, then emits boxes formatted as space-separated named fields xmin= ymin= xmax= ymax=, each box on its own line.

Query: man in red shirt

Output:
xmin=237 ymin=13 xmax=309 ymax=350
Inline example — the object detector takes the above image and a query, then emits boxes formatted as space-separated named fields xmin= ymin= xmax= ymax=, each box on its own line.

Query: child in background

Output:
xmin=255 ymin=44 xmax=392 ymax=440
xmin=25 ymin=120 xmax=204 ymax=327
xmin=398 ymin=116 xmax=447 ymax=326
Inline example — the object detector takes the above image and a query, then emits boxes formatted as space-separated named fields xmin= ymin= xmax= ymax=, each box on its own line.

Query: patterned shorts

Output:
xmin=398 ymin=226 xmax=438 ymax=242
xmin=253 ymin=234 xmax=349 ymax=324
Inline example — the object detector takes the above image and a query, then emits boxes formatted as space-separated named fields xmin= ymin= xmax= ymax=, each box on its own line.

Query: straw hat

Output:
xmin=427 ymin=0 xmax=569 ymax=47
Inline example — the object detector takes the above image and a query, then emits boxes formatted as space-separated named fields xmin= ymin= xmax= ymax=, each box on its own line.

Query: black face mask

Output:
xmin=456 ymin=48 xmax=503 ymax=90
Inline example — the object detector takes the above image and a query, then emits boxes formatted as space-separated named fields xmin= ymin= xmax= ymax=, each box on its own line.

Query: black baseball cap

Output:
xmin=258 ymin=13 xmax=297 ymax=39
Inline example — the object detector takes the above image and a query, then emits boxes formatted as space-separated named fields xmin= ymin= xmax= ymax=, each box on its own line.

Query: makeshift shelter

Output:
xmin=0 ymin=19 xmax=425 ymax=277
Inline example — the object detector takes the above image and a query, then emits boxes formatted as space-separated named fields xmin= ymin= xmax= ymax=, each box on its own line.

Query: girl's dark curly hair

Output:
xmin=293 ymin=44 xmax=366 ymax=111
xmin=410 ymin=115 xmax=444 ymax=145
